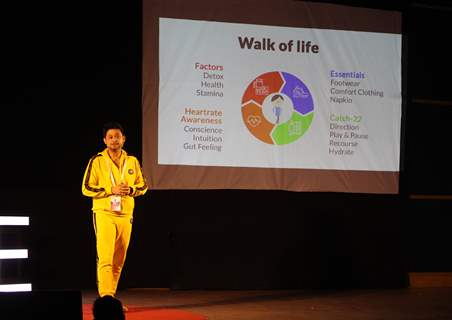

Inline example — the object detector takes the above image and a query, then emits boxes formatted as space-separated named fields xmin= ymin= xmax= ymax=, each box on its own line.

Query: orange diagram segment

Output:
xmin=241 ymin=71 xmax=284 ymax=105
xmin=242 ymin=101 xmax=275 ymax=145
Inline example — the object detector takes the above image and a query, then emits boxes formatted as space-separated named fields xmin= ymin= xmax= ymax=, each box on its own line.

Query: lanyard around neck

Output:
xmin=107 ymin=154 xmax=127 ymax=186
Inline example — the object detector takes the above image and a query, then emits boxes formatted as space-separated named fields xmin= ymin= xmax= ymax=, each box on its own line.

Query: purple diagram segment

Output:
xmin=280 ymin=72 xmax=313 ymax=115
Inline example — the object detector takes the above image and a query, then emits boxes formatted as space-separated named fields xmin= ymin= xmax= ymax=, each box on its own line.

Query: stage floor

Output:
xmin=82 ymin=287 xmax=452 ymax=320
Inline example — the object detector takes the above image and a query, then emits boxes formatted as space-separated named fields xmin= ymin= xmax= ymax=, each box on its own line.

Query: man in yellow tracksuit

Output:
xmin=82 ymin=122 xmax=148 ymax=298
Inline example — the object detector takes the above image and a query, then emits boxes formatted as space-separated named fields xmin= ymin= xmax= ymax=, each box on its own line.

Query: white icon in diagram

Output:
xmin=253 ymin=78 xmax=269 ymax=95
xmin=293 ymin=86 xmax=309 ymax=98
xmin=247 ymin=115 xmax=262 ymax=127
xmin=288 ymin=120 xmax=302 ymax=136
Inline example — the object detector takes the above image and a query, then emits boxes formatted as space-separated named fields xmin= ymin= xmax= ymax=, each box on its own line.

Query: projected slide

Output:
xmin=142 ymin=1 xmax=402 ymax=193
xmin=158 ymin=18 xmax=401 ymax=172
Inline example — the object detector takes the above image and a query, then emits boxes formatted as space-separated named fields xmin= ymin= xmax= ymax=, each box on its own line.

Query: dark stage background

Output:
xmin=2 ymin=0 xmax=452 ymax=291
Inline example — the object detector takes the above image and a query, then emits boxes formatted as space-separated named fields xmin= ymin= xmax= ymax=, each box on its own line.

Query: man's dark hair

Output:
xmin=102 ymin=122 xmax=125 ymax=138
xmin=271 ymin=94 xmax=284 ymax=102
xmin=92 ymin=295 xmax=125 ymax=320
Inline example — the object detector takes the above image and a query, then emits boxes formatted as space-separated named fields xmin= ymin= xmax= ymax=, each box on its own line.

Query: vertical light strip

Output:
xmin=0 ymin=283 xmax=32 ymax=292
xmin=0 ymin=249 xmax=29 ymax=259
xmin=0 ymin=215 xmax=32 ymax=291
xmin=0 ymin=216 xmax=30 ymax=226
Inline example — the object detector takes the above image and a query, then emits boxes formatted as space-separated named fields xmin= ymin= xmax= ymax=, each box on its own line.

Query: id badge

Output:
xmin=110 ymin=195 xmax=122 ymax=212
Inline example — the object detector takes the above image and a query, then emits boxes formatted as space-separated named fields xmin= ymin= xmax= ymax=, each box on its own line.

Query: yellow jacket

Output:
xmin=82 ymin=149 xmax=148 ymax=215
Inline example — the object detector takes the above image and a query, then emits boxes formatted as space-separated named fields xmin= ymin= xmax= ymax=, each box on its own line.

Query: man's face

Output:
xmin=103 ymin=129 xmax=125 ymax=151
xmin=272 ymin=97 xmax=283 ymax=106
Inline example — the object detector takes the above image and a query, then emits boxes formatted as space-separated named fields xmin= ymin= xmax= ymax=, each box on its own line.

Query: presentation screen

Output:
xmin=142 ymin=0 xmax=402 ymax=193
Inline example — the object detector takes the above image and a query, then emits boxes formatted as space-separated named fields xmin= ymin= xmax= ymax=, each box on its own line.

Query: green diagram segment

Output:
xmin=272 ymin=112 xmax=314 ymax=145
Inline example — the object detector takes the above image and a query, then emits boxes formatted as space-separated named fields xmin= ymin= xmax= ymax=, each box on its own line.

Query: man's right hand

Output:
xmin=112 ymin=183 xmax=130 ymax=196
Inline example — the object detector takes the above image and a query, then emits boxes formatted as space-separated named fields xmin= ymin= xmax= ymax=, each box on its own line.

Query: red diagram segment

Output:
xmin=242 ymin=102 xmax=275 ymax=145
xmin=241 ymin=71 xmax=284 ymax=105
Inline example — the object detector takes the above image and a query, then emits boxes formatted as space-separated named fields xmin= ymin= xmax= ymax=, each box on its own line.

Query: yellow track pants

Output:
xmin=93 ymin=210 xmax=132 ymax=297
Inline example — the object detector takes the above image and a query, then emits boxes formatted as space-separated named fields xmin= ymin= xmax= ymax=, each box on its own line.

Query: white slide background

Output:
xmin=158 ymin=18 xmax=401 ymax=171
